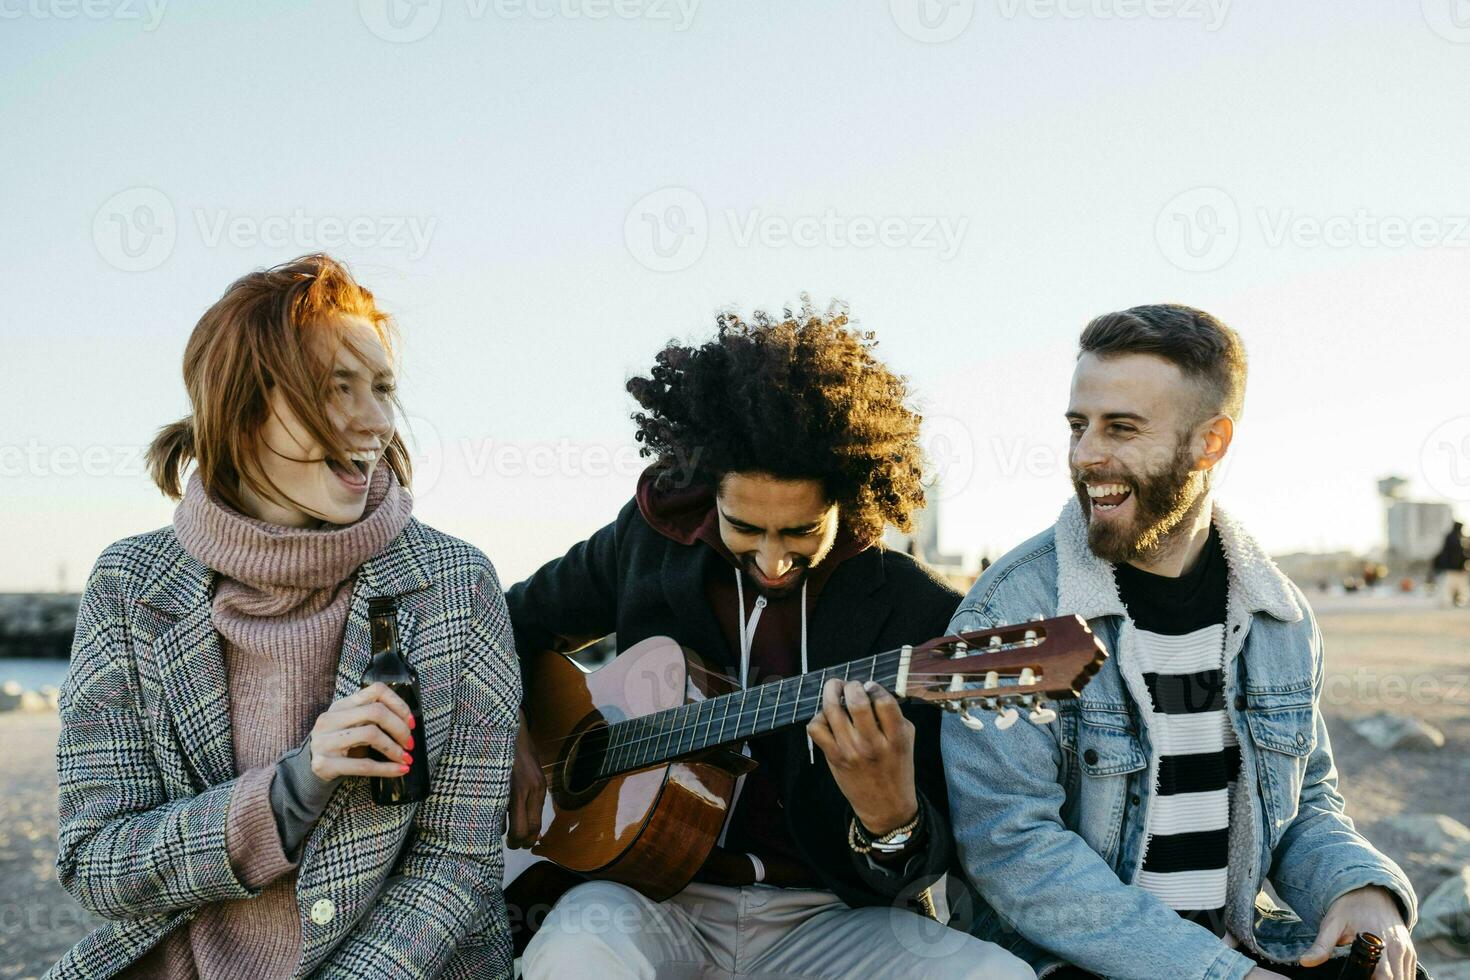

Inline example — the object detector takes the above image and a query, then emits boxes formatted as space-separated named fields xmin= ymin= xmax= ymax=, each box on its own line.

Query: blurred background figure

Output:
xmin=1432 ymin=521 xmax=1468 ymax=608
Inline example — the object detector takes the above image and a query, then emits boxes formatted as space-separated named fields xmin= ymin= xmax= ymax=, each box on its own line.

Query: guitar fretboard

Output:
xmin=595 ymin=648 xmax=906 ymax=778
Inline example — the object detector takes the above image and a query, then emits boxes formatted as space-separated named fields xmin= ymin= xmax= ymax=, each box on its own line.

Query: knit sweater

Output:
xmin=120 ymin=464 xmax=413 ymax=979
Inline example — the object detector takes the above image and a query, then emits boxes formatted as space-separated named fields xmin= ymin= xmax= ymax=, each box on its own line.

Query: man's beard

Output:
xmin=739 ymin=554 xmax=812 ymax=599
xmin=1073 ymin=442 xmax=1207 ymax=565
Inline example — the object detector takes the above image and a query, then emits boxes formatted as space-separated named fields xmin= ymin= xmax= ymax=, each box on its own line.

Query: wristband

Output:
xmin=848 ymin=808 xmax=923 ymax=855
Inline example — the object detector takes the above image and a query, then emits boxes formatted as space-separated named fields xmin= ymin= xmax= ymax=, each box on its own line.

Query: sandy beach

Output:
xmin=2 ymin=598 xmax=1467 ymax=978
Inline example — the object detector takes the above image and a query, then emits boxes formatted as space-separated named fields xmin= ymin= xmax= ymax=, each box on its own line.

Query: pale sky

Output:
xmin=4 ymin=0 xmax=1469 ymax=592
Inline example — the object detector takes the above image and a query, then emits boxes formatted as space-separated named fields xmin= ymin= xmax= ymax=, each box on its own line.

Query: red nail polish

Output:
xmin=406 ymin=735 xmax=414 ymax=750
xmin=399 ymin=763 xmax=410 ymax=773
xmin=408 ymin=716 xmax=416 ymax=730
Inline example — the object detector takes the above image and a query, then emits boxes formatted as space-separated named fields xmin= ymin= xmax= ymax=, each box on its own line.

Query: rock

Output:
xmin=1417 ymin=867 xmax=1470 ymax=961
xmin=1377 ymin=815 xmax=1470 ymax=888
xmin=18 ymin=690 xmax=50 ymax=712
xmin=0 ymin=680 xmax=23 ymax=712
xmin=0 ymin=682 xmax=60 ymax=713
xmin=1352 ymin=711 xmax=1446 ymax=751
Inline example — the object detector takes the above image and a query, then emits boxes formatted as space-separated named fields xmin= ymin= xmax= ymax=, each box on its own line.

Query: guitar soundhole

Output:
xmin=562 ymin=720 xmax=612 ymax=796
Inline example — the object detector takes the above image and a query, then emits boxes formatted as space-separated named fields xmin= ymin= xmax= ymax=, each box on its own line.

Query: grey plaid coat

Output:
xmin=47 ymin=517 xmax=520 ymax=979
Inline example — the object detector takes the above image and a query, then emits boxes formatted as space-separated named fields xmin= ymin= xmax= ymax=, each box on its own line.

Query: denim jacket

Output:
xmin=941 ymin=499 xmax=1416 ymax=980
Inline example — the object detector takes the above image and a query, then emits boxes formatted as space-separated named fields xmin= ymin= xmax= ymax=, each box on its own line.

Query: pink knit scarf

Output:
xmin=172 ymin=464 xmax=414 ymax=655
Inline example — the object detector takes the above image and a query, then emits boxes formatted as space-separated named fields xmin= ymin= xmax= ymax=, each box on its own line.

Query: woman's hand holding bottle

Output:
xmin=308 ymin=681 xmax=416 ymax=780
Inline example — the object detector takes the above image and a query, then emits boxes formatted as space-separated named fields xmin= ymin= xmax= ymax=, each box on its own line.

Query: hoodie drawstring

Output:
xmin=735 ymin=568 xmax=814 ymax=764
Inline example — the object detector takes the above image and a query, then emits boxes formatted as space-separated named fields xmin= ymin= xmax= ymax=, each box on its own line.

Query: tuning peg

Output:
xmin=988 ymin=635 xmax=1003 ymax=650
xmin=951 ymin=640 xmax=968 ymax=659
xmin=984 ymin=670 xmax=999 ymax=690
xmin=1023 ymin=629 xmax=1038 ymax=647
xmin=994 ymin=706 xmax=1020 ymax=730
xmin=957 ymin=703 xmax=985 ymax=731
xmin=1019 ymin=667 xmax=1036 ymax=687
xmin=1030 ymin=614 xmax=1045 ymax=621
xmin=1028 ymin=702 xmax=1058 ymax=725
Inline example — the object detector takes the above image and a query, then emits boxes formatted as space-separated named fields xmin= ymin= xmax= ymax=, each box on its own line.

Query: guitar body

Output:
xmin=526 ymin=636 xmax=744 ymax=901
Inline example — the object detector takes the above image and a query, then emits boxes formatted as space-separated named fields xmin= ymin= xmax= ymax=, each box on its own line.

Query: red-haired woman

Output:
xmin=48 ymin=255 xmax=518 ymax=980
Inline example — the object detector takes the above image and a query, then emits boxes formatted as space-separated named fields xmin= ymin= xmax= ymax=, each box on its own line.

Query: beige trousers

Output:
xmin=521 ymin=879 xmax=1035 ymax=980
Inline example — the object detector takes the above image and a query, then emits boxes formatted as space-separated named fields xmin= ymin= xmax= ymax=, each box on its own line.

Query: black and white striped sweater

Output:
xmin=1114 ymin=527 xmax=1237 ymax=933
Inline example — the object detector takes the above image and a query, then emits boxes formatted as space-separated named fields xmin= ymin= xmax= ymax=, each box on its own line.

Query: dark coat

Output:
xmin=506 ymin=498 xmax=962 ymax=909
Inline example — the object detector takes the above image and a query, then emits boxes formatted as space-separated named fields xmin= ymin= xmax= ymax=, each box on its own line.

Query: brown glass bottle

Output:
xmin=363 ymin=597 xmax=430 ymax=805
xmin=1336 ymin=932 xmax=1384 ymax=979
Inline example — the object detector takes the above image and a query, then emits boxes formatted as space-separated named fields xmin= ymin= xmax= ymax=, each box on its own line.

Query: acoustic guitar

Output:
xmin=519 ymin=614 xmax=1107 ymax=901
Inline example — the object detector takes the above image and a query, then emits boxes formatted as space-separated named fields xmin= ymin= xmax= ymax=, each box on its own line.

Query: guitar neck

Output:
xmin=595 ymin=647 xmax=911 ymax=778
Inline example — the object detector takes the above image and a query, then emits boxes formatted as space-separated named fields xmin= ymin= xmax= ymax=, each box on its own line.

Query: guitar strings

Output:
xmin=530 ymin=669 xmax=1047 ymax=776
xmin=523 ymin=664 xmax=1046 ymax=760
xmin=522 ymin=636 xmax=1055 ymax=764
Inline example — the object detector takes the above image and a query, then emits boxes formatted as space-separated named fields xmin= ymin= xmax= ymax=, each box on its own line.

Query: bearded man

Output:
xmin=941 ymin=305 xmax=1420 ymax=980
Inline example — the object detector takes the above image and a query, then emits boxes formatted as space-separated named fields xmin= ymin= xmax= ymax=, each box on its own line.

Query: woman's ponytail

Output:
xmin=146 ymin=416 xmax=196 ymax=500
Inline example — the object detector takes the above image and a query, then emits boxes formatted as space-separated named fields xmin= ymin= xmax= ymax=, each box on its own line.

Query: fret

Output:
xmin=687 ymin=699 xmax=708 ymax=756
xmin=717 ymin=690 xmax=732 ymax=743
xmin=684 ymin=703 xmax=700 ymax=755
xmin=702 ymin=691 xmax=718 ymax=752
xmin=671 ymin=707 xmax=689 ymax=757
xmin=623 ymin=718 xmax=640 ymax=770
xmin=685 ymin=700 xmax=707 ymax=755
xmin=672 ymin=704 xmax=690 ymax=758
xmin=658 ymin=714 xmax=673 ymax=764
xmin=617 ymin=714 xmax=640 ymax=775
xmin=601 ymin=724 xmax=621 ymax=777
xmin=610 ymin=717 xmax=631 ymax=773
xmin=744 ymin=685 xmax=765 ymax=741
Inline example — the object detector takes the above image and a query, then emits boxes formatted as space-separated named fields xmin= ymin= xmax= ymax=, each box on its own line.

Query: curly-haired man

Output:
xmin=507 ymin=303 xmax=1032 ymax=978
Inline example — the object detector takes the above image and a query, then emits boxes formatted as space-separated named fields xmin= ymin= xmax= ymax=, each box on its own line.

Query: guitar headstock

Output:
xmin=899 ymin=614 xmax=1107 ymax=731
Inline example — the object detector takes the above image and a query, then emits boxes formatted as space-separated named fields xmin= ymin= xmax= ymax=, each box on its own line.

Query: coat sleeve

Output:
xmin=315 ymin=559 xmax=520 ymax=980
xmin=504 ymin=502 xmax=629 ymax=662
xmin=1265 ymin=608 xmax=1417 ymax=929
xmin=55 ymin=545 xmax=263 ymax=919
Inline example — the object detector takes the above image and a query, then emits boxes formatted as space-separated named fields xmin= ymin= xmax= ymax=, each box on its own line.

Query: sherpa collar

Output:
xmin=1053 ymin=496 xmax=1302 ymax=625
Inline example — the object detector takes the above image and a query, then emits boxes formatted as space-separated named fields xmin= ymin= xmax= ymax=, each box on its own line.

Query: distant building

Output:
xmin=884 ymin=489 xmax=971 ymax=590
xmin=1378 ymin=475 xmax=1454 ymax=563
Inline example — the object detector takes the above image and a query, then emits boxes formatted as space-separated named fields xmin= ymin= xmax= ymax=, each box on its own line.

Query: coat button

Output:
xmin=1296 ymin=733 xmax=1307 ymax=747
xmin=1083 ymin=749 xmax=1099 ymax=765
xmin=1234 ymin=695 xmax=1247 ymax=711
xmin=310 ymin=898 xmax=336 ymax=925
